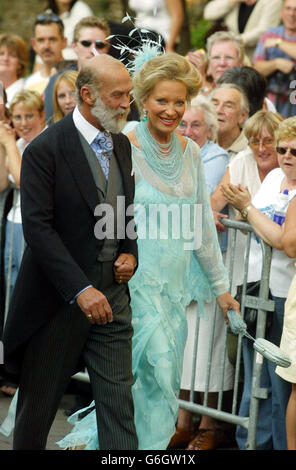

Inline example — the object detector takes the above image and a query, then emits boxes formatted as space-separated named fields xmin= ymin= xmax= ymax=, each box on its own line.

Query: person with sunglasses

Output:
xmin=220 ymin=116 xmax=296 ymax=449
xmin=45 ymin=1 xmax=94 ymax=60
xmin=44 ymin=16 xmax=111 ymax=121
xmin=276 ymin=196 xmax=296 ymax=450
xmin=71 ymin=16 xmax=110 ymax=66
xmin=25 ymin=13 xmax=66 ymax=95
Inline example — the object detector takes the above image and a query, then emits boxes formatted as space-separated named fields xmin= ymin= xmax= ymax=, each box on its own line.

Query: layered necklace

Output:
xmin=135 ymin=120 xmax=183 ymax=185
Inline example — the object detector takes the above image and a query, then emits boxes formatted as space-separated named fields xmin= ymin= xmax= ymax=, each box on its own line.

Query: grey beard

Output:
xmin=91 ymin=94 xmax=128 ymax=134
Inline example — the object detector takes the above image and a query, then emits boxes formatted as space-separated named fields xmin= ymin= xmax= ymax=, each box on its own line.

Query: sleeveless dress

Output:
xmin=1 ymin=138 xmax=229 ymax=450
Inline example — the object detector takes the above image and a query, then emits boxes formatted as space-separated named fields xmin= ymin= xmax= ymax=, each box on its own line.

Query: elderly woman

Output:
xmin=276 ymin=196 xmax=296 ymax=450
xmin=275 ymin=197 xmax=296 ymax=450
xmin=221 ymin=116 xmax=296 ymax=449
xmin=172 ymin=95 xmax=230 ymax=450
xmin=51 ymin=69 xmax=78 ymax=123
xmin=178 ymin=94 xmax=229 ymax=194
xmin=211 ymin=110 xmax=283 ymax=285
xmin=0 ymin=33 xmax=29 ymax=105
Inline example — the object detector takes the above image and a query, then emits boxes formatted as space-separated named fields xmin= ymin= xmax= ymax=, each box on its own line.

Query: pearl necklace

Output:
xmin=135 ymin=121 xmax=183 ymax=185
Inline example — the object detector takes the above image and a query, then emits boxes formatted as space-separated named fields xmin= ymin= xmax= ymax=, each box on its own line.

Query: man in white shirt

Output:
xmin=25 ymin=13 xmax=66 ymax=95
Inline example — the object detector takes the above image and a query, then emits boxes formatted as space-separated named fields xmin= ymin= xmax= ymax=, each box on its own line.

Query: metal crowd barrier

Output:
xmin=0 ymin=195 xmax=274 ymax=449
xmin=178 ymin=218 xmax=274 ymax=450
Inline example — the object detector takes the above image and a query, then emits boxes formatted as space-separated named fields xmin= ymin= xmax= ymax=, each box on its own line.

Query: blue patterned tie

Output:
xmin=90 ymin=131 xmax=113 ymax=180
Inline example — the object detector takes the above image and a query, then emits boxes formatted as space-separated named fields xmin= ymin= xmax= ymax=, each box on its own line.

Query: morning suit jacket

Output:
xmin=2 ymin=112 xmax=138 ymax=379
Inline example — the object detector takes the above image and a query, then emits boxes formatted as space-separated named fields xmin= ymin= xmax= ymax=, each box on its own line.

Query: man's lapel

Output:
xmin=61 ymin=114 xmax=100 ymax=215
xmin=111 ymin=133 xmax=133 ymax=202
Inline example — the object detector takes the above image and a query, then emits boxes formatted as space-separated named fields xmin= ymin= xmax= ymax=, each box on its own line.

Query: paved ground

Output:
xmin=0 ymin=391 xmax=239 ymax=452
xmin=0 ymin=392 xmax=75 ymax=450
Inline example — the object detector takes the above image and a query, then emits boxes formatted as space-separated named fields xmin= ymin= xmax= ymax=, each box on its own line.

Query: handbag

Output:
xmin=235 ymin=281 xmax=273 ymax=337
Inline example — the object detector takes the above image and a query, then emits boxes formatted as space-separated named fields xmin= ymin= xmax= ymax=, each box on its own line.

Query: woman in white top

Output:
xmin=221 ymin=116 xmax=296 ymax=449
xmin=128 ymin=0 xmax=184 ymax=52
xmin=0 ymin=91 xmax=46 ymax=304
xmin=211 ymin=110 xmax=283 ymax=287
xmin=276 ymin=197 xmax=296 ymax=450
xmin=0 ymin=34 xmax=29 ymax=106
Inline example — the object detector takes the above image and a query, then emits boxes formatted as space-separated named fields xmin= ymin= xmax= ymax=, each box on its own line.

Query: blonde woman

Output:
xmin=276 ymin=175 xmax=296 ymax=451
xmin=221 ymin=116 xmax=296 ymax=449
xmin=52 ymin=69 xmax=78 ymax=123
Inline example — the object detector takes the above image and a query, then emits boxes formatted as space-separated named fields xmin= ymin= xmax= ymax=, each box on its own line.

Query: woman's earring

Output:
xmin=142 ymin=109 xmax=148 ymax=122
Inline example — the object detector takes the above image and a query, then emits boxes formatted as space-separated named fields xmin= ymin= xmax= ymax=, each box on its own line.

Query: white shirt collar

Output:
xmin=73 ymin=106 xmax=100 ymax=145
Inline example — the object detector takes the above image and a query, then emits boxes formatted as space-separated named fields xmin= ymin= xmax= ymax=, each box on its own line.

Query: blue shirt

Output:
xmin=201 ymin=140 xmax=229 ymax=195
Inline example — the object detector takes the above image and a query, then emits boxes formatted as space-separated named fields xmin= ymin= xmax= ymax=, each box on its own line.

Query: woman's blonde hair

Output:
xmin=53 ymin=70 xmax=78 ymax=122
xmin=243 ymin=110 xmax=283 ymax=140
xmin=132 ymin=52 xmax=202 ymax=116
xmin=0 ymin=33 xmax=29 ymax=78
xmin=9 ymin=90 xmax=44 ymax=116
xmin=275 ymin=116 xmax=296 ymax=144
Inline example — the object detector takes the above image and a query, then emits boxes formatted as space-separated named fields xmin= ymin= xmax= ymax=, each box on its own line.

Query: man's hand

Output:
xmin=217 ymin=292 xmax=241 ymax=327
xmin=76 ymin=286 xmax=113 ymax=325
xmin=113 ymin=253 xmax=137 ymax=284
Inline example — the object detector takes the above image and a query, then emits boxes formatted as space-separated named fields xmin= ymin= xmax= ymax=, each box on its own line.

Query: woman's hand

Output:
xmin=0 ymin=121 xmax=15 ymax=149
xmin=217 ymin=292 xmax=241 ymax=327
xmin=220 ymin=183 xmax=251 ymax=212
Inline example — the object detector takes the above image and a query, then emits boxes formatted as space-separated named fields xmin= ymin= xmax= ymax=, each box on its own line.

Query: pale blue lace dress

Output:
xmin=1 ymin=138 xmax=229 ymax=450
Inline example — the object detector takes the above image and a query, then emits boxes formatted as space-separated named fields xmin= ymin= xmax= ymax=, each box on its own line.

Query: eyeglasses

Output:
xmin=210 ymin=55 xmax=237 ymax=63
xmin=79 ymin=40 xmax=108 ymax=50
xmin=249 ymin=137 xmax=274 ymax=148
xmin=179 ymin=121 xmax=203 ymax=131
xmin=276 ymin=146 xmax=296 ymax=157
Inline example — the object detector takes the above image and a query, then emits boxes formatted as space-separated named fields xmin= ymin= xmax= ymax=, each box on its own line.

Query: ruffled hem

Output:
xmin=57 ymin=402 xmax=98 ymax=450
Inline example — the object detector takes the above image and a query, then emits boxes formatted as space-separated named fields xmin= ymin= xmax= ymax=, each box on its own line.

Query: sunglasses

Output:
xmin=79 ymin=40 xmax=108 ymax=50
xmin=276 ymin=146 xmax=296 ymax=157
xmin=35 ymin=13 xmax=61 ymax=23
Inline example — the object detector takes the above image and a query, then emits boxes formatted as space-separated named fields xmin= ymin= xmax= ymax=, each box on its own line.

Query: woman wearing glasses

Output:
xmin=211 ymin=111 xmax=282 ymax=280
xmin=221 ymin=116 xmax=296 ymax=449
xmin=276 ymin=195 xmax=296 ymax=450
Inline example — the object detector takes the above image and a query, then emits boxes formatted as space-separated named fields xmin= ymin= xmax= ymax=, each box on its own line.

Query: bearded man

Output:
xmin=1 ymin=54 xmax=139 ymax=450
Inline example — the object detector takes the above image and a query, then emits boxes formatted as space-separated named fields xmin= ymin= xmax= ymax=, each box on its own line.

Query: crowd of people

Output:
xmin=0 ymin=0 xmax=295 ymax=452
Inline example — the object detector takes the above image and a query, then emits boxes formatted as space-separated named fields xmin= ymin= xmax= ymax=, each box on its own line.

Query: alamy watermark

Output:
xmin=94 ymin=197 xmax=203 ymax=251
